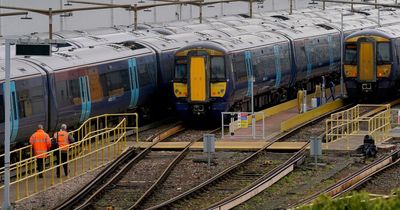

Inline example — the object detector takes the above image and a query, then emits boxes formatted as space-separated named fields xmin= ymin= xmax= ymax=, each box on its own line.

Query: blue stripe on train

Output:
xmin=274 ymin=45 xmax=282 ymax=87
xmin=245 ymin=51 xmax=253 ymax=97
xmin=3 ymin=81 xmax=19 ymax=142
xmin=128 ymin=58 xmax=140 ymax=108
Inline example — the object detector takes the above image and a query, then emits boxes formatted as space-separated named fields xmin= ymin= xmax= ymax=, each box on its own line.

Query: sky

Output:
xmin=0 ymin=0 xmax=310 ymax=36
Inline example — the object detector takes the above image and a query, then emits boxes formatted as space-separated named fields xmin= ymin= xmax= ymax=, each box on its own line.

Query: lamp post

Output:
xmin=251 ymin=76 xmax=255 ymax=139
xmin=378 ymin=7 xmax=381 ymax=26
xmin=341 ymin=12 xmax=354 ymax=97
xmin=3 ymin=39 xmax=11 ymax=210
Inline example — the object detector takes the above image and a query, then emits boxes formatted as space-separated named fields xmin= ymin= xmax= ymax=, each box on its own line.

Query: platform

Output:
xmin=222 ymin=98 xmax=344 ymax=142
xmin=132 ymin=141 xmax=308 ymax=151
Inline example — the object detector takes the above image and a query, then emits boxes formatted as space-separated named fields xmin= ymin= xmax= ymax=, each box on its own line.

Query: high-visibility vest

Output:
xmin=29 ymin=129 xmax=51 ymax=158
xmin=54 ymin=130 xmax=70 ymax=151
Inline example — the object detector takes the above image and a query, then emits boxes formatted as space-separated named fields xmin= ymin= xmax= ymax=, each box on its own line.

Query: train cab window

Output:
xmin=377 ymin=42 xmax=391 ymax=64
xmin=344 ymin=43 xmax=357 ymax=65
xmin=174 ymin=58 xmax=187 ymax=81
xmin=210 ymin=57 xmax=225 ymax=81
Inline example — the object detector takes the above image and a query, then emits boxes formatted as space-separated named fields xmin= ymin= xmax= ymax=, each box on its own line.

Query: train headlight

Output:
xmin=344 ymin=65 xmax=357 ymax=78
xmin=377 ymin=65 xmax=391 ymax=78
xmin=211 ymin=82 xmax=227 ymax=97
xmin=173 ymin=83 xmax=188 ymax=98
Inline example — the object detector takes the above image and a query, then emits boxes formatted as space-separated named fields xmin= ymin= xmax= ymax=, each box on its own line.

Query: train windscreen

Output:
xmin=210 ymin=56 xmax=225 ymax=81
xmin=174 ymin=58 xmax=187 ymax=81
xmin=344 ymin=43 xmax=357 ymax=65
xmin=377 ymin=42 xmax=391 ymax=64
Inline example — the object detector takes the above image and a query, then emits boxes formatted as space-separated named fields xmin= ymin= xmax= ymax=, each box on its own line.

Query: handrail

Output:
xmin=325 ymin=104 xmax=391 ymax=144
xmin=0 ymin=114 xmax=135 ymax=202
xmin=0 ymin=113 xmax=138 ymax=175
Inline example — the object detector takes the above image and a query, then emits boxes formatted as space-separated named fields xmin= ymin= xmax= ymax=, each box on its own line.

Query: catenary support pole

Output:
xmin=3 ymin=39 xmax=11 ymax=210
xmin=49 ymin=8 xmax=53 ymax=40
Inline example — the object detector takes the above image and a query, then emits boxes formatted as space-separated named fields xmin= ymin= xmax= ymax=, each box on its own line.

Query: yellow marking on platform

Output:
xmin=132 ymin=141 xmax=307 ymax=151
xmin=281 ymin=99 xmax=344 ymax=132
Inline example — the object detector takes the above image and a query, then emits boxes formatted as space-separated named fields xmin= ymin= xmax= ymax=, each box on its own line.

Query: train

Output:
xmin=2 ymin=2 xmax=400 ymax=151
xmin=171 ymin=5 xmax=400 ymax=119
xmin=344 ymin=25 xmax=400 ymax=98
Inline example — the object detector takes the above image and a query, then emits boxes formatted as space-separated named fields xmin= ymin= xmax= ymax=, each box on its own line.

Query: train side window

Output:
xmin=233 ymin=54 xmax=247 ymax=83
xmin=377 ymin=42 xmax=391 ymax=64
xmin=0 ymin=96 xmax=4 ymax=123
xmin=397 ymin=39 xmax=400 ymax=63
xmin=16 ymin=79 xmax=44 ymax=118
xmin=344 ymin=43 xmax=357 ymax=65
xmin=294 ymin=41 xmax=307 ymax=72
xmin=100 ymin=71 xmax=126 ymax=97
xmin=210 ymin=56 xmax=225 ymax=81
xmin=174 ymin=58 xmax=187 ymax=81
xmin=280 ymin=44 xmax=291 ymax=74
xmin=69 ymin=79 xmax=82 ymax=105
xmin=138 ymin=63 xmax=152 ymax=87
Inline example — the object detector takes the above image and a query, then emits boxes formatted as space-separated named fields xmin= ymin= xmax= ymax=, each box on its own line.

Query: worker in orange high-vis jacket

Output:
xmin=29 ymin=124 xmax=51 ymax=178
xmin=54 ymin=124 xmax=75 ymax=178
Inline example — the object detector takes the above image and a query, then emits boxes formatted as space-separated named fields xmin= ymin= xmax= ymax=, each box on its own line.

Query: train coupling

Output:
xmin=361 ymin=83 xmax=372 ymax=92
xmin=193 ymin=104 xmax=205 ymax=115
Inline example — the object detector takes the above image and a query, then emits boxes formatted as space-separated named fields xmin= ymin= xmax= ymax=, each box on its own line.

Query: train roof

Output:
xmin=136 ymin=33 xmax=208 ymax=51
xmin=197 ymin=32 xmax=289 ymax=52
xmin=214 ymin=27 xmax=246 ymax=37
xmin=234 ymin=25 xmax=280 ymax=33
xmin=328 ymin=19 xmax=378 ymax=32
xmin=376 ymin=25 xmax=400 ymax=38
xmin=194 ymin=29 xmax=232 ymax=39
xmin=205 ymin=15 xmax=245 ymax=22
xmin=0 ymin=59 xmax=45 ymax=81
xmin=276 ymin=24 xmax=339 ymax=40
xmin=23 ymin=44 xmax=154 ymax=72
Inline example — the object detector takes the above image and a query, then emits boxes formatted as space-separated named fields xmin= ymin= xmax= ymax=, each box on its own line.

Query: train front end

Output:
xmin=344 ymin=31 xmax=396 ymax=98
xmin=173 ymin=45 xmax=230 ymax=120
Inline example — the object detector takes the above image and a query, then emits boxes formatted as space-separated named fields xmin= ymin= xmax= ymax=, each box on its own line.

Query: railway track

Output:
xmin=146 ymin=103 xmax=355 ymax=209
xmin=52 ymin=123 xmax=185 ymax=210
xmin=289 ymin=149 xmax=400 ymax=209
xmin=53 ymin=99 xmax=397 ymax=209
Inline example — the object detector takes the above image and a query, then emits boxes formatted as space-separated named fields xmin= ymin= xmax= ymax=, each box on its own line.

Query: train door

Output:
xmin=189 ymin=56 xmax=207 ymax=102
xmin=2 ymin=81 xmax=20 ymax=143
xmin=273 ymin=46 xmax=282 ymax=88
xmin=128 ymin=58 xmax=139 ymax=108
xmin=244 ymin=51 xmax=254 ymax=97
xmin=358 ymin=40 xmax=376 ymax=82
xmin=79 ymin=76 xmax=91 ymax=122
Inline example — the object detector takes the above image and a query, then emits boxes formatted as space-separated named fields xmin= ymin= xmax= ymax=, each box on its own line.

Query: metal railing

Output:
xmin=0 ymin=113 xmax=138 ymax=202
xmin=325 ymin=104 xmax=391 ymax=144
xmin=221 ymin=112 xmax=265 ymax=139
xmin=0 ymin=113 xmax=138 ymax=178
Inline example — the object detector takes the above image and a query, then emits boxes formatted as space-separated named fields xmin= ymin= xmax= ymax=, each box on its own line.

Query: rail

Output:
xmin=291 ymin=149 xmax=400 ymax=209
xmin=54 ymin=123 xmax=184 ymax=210
xmin=0 ymin=113 xmax=138 ymax=203
xmin=325 ymin=104 xmax=391 ymax=144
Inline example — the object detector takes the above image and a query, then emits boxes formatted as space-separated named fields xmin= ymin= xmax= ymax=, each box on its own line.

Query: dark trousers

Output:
xmin=37 ymin=158 xmax=45 ymax=178
xmin=56 ymin=152 xmax=68 ymax=177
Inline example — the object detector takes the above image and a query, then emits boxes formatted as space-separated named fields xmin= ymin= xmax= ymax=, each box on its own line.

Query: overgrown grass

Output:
xmin=298 ymin=190 xmax=400 ymax=210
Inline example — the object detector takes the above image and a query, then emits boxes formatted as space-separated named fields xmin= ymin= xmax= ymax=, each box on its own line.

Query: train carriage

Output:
xmin=0 ymin=42 xmax=158 ymax=149
xmin=344 ymin=25 xmax=400 ymax=98
xmin=173 ymin=32 xmax=292 ymax=119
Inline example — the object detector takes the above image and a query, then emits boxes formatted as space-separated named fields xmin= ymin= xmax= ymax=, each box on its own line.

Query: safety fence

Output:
xmin=325 ymin=104 xmax=391 ymax=144
xmin=221 ymin=112 xmax=265 ymax=139
xmin=0 ymin=113 xmax=138 ymax=202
